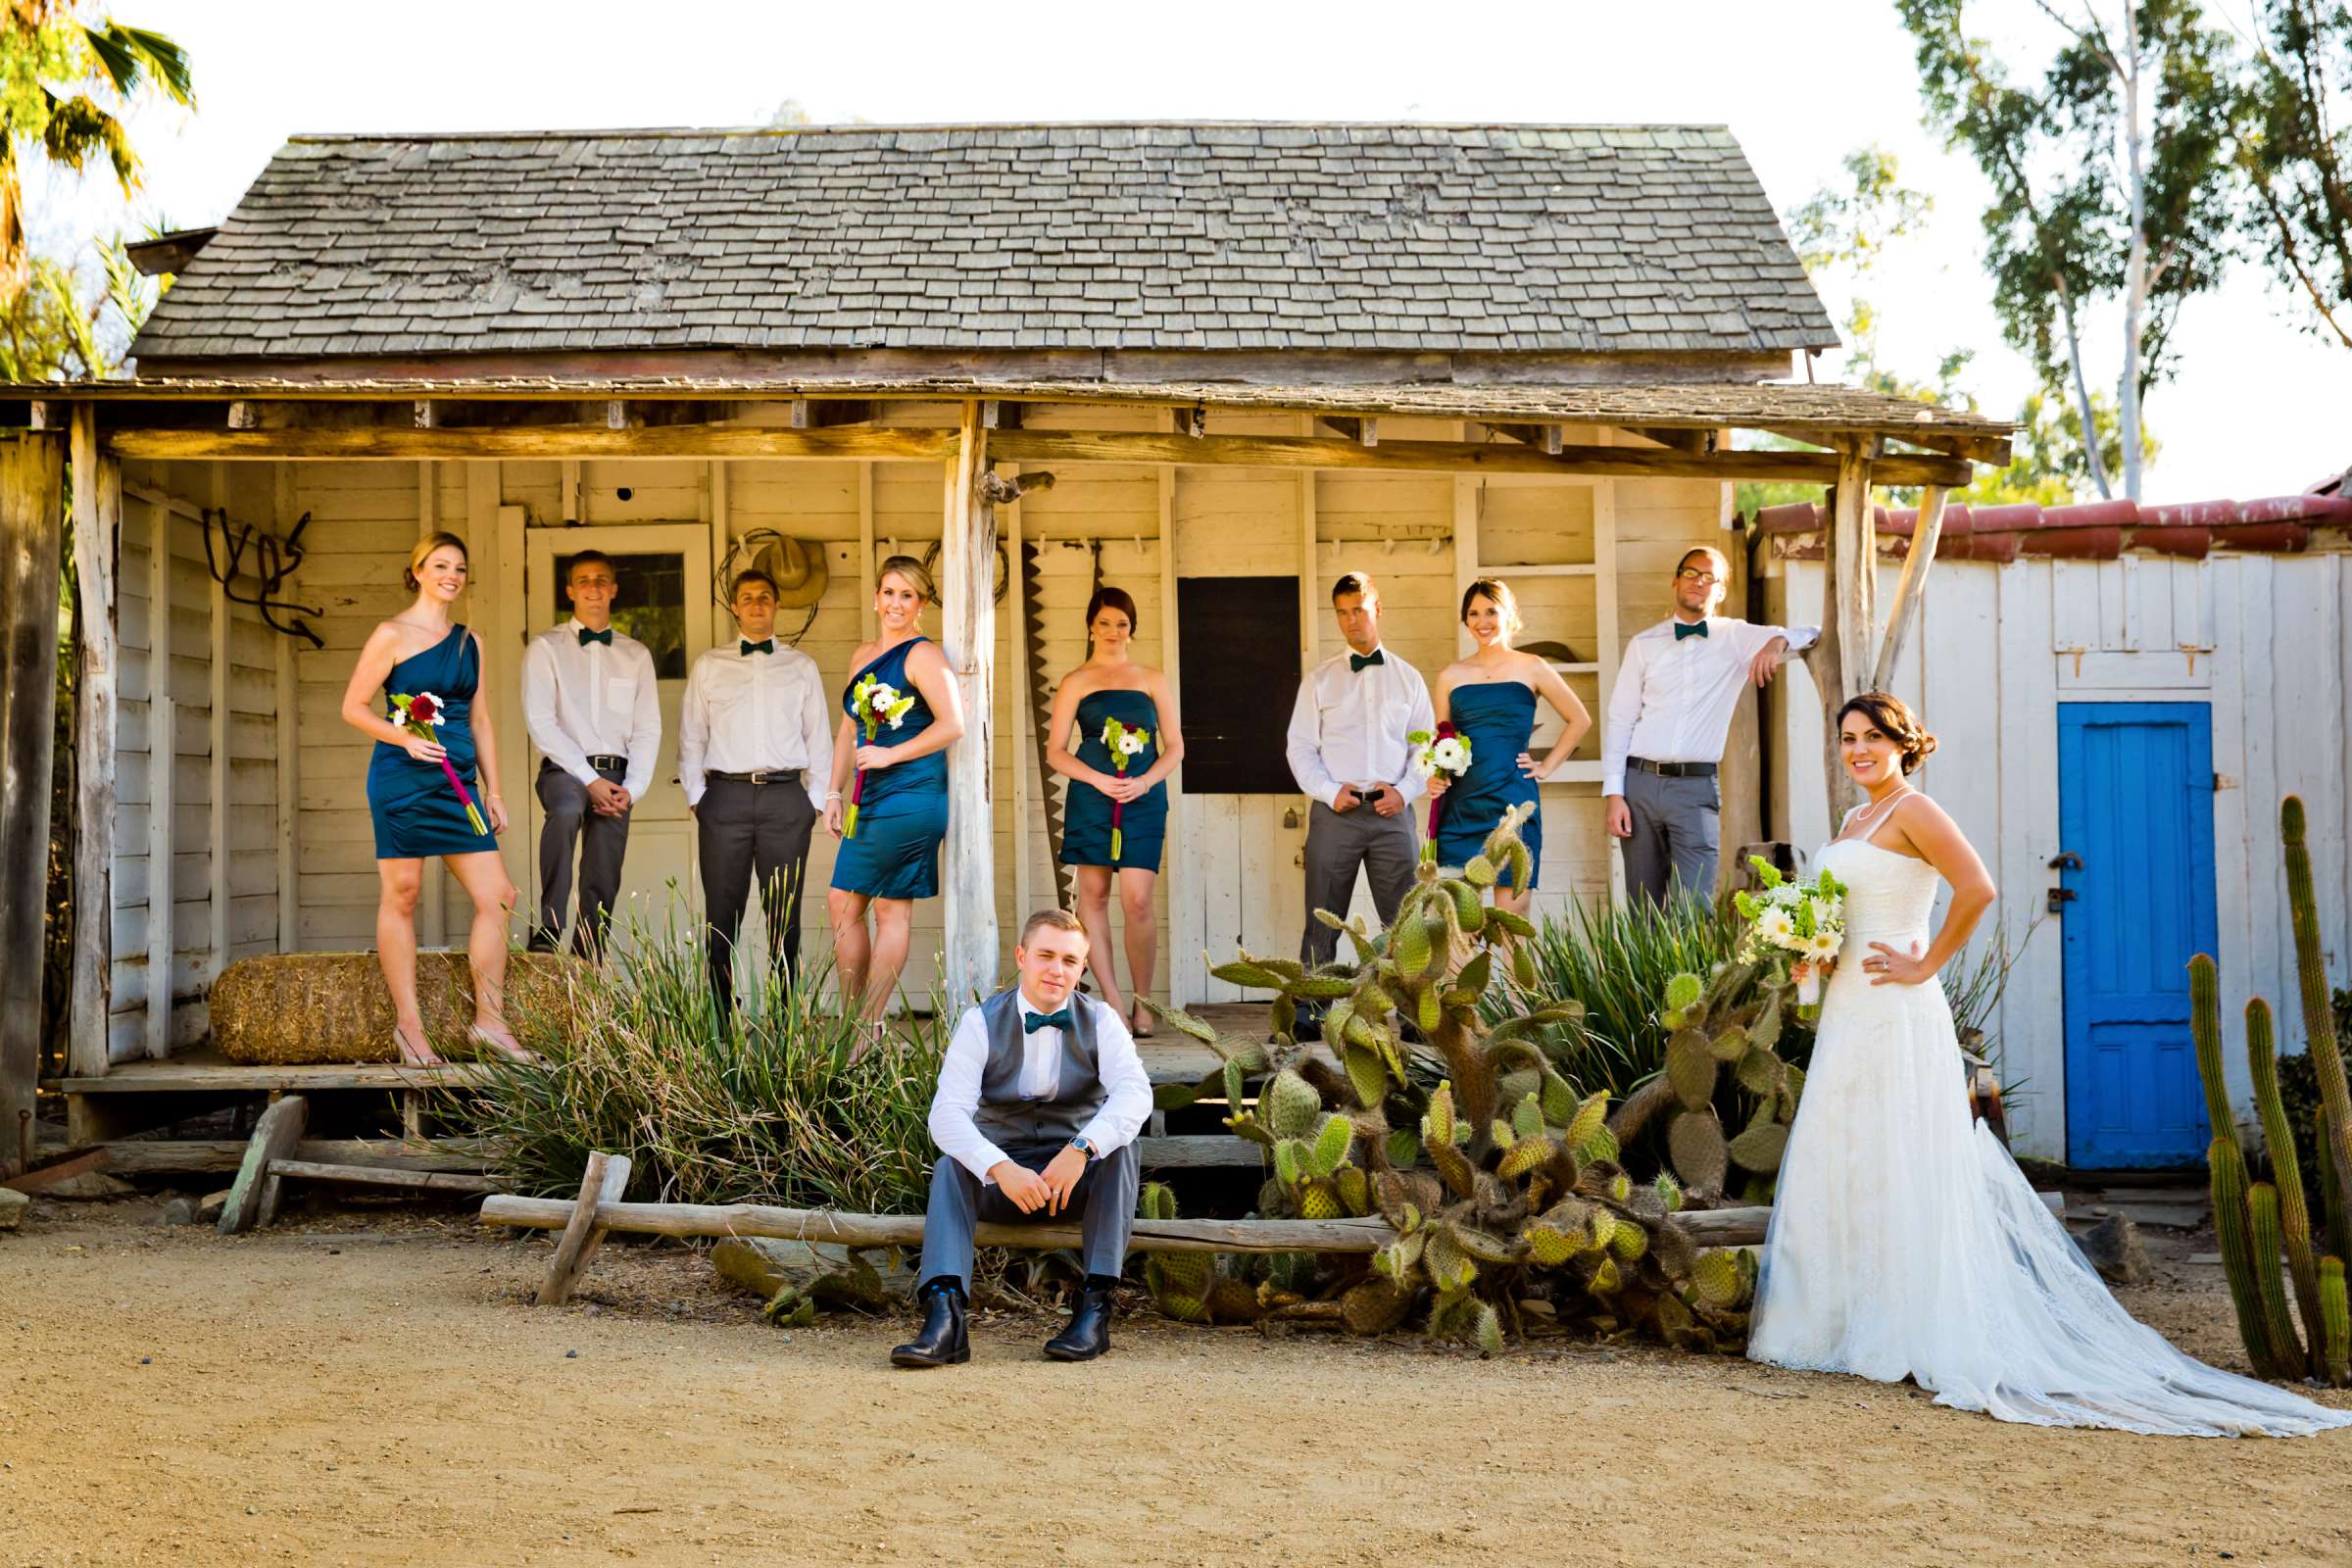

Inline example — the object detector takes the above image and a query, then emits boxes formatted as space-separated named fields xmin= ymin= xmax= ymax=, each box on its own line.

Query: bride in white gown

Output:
xmin=1747 ymin=692 xmax=2352 ymax=1437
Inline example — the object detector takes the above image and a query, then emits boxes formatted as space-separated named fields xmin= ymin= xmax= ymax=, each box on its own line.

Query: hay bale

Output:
xmin=210 ymin=952 xmax=592 ymax=1064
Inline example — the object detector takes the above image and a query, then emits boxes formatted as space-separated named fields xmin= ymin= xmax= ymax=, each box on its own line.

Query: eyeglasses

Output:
xmin=1676 ymin=568 xmax=1722 ymax=586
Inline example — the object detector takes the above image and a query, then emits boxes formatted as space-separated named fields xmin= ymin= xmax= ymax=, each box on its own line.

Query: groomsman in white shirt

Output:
xmin=679 ymin=568 xmax=834 ymax=1020
xmin=1285 ymin=571 xmax=1434 ymax=1035
xmin=1602 ymin=545 xmax=1817 ymax=906
xmin=521 ymin=550 xmax=662 ymax=959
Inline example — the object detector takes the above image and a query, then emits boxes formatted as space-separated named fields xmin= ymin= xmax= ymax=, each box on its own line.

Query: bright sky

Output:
xmin=29 ymin=0 xmax=2351 ymax=502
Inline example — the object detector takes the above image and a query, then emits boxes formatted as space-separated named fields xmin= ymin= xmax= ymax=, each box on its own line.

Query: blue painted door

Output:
xmin=2057 ymin=703 xmax=2219 ymax=1168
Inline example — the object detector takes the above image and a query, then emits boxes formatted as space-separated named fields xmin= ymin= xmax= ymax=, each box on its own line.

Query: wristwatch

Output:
xmin=1069 ymin=1136 xmax=1097 ymax=1161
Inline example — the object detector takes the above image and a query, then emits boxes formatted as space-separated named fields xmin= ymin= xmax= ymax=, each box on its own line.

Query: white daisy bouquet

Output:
xmin=1097 ymin=714 xmax=1153 ymax=862
xmin=1732 ymin=855 xmax=1848 ymax=1019
xmin=1406 ymin=720 xmax=1473 ymax=851
xmin=844 ymin=673 xmax=919 ymax=839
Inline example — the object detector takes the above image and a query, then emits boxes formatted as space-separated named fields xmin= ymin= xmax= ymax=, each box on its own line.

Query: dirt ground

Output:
xmin=4 ymin=1197 xmax=2349 ymax=1568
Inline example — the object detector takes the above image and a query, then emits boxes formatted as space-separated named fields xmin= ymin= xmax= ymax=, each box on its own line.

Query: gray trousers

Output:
xmin=1300 ymin=799 xmax=1418 ymax=968
xmin=697 ymin=775 xmax=818 ymax=1019
xmin=1621 ymin=765 xmax=1721 ymax=908
xmin=916 ymin=1141 xmax=1142 ymax=1293
xmin=533 ymin=760 xmax=632 ymax=958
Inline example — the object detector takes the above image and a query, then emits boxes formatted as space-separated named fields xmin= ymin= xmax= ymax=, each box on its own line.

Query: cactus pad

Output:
xmin=1667 ymin=1028 xmax=1718 ymax=1111
xmin=1690 ymin=1249 xmax=1742 ymax=1308
xmin=1668 ymin=1109 xmax=1730 ymax=1192
xmin=1727 ymin=1121 xmax=1790 ymax=1173
xmin=1265 ymin=1069 xmax=1324 ymax=1139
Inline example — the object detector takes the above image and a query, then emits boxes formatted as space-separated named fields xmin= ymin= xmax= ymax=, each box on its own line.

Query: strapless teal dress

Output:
xmin=368 ymin=624 xmax=497 ymax=859
xmin=831 ymin=637 xmax=950 ymax=900
xmin=1434 ymin=681 xmax=1540 ymax=891
xmin=1060 ymin=689 xmax=1167 ymax=871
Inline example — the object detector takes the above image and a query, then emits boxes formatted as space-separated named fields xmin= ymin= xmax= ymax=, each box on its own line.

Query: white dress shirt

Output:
xmin=520 ymin=618 xmax=662 ymax=801
xmin=1285 ymin=644 xmax=1436 ymax=809
xmin=1601 ymin=615 xmax=1821 ymax=795
xmin=927 ymin=990 xmax=1153 ymax=1186
xmin=676 ymin=639 xmax=834 ymax=810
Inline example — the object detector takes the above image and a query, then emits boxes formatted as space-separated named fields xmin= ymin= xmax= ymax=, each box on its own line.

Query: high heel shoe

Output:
xmin=1129 ymin=1001 xmax=1156 ymax=1039
xmin=391 ymin=1026 xmax=443 ymax=1067
xmin=466 ymin=1024 xmax=548 ymax=1067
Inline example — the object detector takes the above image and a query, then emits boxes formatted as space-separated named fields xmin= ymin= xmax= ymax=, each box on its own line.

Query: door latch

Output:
xmin=1282 ymin=807 xmax=1300 ymax=829
xmin=2047 ymin=851 xmax=2082 ymax=871
xmin=2047 ymin=887 xmax=2077 ymax=914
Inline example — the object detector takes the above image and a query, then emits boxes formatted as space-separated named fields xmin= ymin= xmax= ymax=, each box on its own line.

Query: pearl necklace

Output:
xmin=1843 ymin=784 xmax=1914 ymax=840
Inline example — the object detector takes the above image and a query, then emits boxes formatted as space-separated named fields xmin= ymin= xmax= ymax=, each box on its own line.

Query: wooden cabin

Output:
xmin=1757 ymin=494 xmax=2352 ymax=1164
xmin=0 ymin=122 xmax=2011 ymax=1168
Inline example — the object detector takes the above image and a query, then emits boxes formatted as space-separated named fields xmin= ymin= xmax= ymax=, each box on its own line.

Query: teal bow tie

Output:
xmin=1674 ymin=621 xmax=1709 ymax=641
xmin=1349 ymin=650 xmax=1385 ymax=672
xmin=1023 ymin=1007 xmax=1074 ymax=1035
xmin=577 ymin=626 xmax=612 ymax=647
xmin=741 ymin=638 xmax=774 ymax=656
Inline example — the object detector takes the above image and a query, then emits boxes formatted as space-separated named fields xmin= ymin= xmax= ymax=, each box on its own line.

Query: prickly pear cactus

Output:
xmin=1144 ymin=803 xmax=1756 ymax=1354
xmin=1610 ymin=964 xmax=1802 ymax=1203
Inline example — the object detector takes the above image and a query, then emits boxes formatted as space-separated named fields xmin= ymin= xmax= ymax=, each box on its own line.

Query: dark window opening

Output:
xmin=1176 ymin=575 xmax=1301 ymax=794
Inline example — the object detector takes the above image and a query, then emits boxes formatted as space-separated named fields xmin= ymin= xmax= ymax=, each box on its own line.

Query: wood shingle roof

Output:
xmin=133 ymin=122 xmax=1840 ymax=364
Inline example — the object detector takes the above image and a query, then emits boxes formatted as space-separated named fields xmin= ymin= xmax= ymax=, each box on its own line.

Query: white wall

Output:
xmin=1765 ymin=548 xmax=2352 ymax=1160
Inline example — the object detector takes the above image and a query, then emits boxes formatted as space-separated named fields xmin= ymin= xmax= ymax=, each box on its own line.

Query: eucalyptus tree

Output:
xmin=1897 ymin=0 xmax=2238 ymax=500
xmin=2236 ymin=0 xmax=2351 ymax=351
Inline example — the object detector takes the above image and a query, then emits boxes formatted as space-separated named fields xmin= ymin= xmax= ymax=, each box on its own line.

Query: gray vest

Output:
xmin=970 ymin=988 xmax=1105 ymax=1149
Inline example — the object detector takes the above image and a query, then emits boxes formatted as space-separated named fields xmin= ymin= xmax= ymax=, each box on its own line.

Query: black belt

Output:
xmin=708 ymin=767 xmax=804 ymax=785
xmin=1630 ymin=757 xmax=1717 ymax=778
xmin=543 ymin=755 xmax=629 ymax=773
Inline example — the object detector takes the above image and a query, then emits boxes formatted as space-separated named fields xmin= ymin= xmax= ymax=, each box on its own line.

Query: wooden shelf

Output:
xmin=1482 ymin=563 xmax=1596 ymax=578
xmin=1547 ymin=661 xmax=1600 ymax=674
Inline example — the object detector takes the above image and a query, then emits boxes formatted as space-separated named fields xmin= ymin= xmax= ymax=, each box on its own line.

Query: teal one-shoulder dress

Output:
xmin=1434 ymin=681 xmax=1540 ymax=891
xmin=831 ymin=637 xmax=950 ymax=900
xmin=1060 ymin=688 xmax=1167 ymax=871
xmin=368 ymin=624 xmax=497 ymax=859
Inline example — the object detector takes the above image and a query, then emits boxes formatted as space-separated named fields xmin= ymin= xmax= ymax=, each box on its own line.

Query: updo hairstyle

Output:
xmin=1837 ymin=691 xmax=1939 ymax=775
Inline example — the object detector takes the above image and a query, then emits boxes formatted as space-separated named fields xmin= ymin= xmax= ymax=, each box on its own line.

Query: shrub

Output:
xmin=438 ymin=918 xmax=949 ymax=1215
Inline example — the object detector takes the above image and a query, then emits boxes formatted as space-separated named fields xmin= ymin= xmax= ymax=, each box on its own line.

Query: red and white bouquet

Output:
xmin=389 ymin=690 xmax=489 ymax=837
xmin=844 ymin=672 xmax=918 ymax=839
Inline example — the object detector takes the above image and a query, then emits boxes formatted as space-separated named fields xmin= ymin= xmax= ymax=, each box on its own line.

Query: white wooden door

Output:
xmin=524 ymin=523 xmax=715 ymax=952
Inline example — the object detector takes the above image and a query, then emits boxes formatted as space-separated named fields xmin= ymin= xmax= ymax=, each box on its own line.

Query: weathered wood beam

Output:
xmin=939 ymin=404 xmax=999 ymax=1004
xmin=1626 ymin=425 xmax=1718 ymax=455
xmin=537 ymin=1151 xmax=631 ymax=1306
xmin=478 ymin=1195 xmax=1775 ymax=1255
xmin=267 ymin=1158 xmax=502 ymax=1195
xmin=990 ymin=428 xmax=1972 ymax=487
xmin=0 ymin=432 xmax=67 ymax=1175
xmin=1891 ymin=430 xmax=2011 ymax=466
xmin=66 ymin=411 xmax=116 ymax=1081
xmin=1488 ymin=421 xmax=1564 ymax=455
xmin=1317 ymin=416 xmax=1379 ymax=446
xmin=1832 ymin=440 xmax=1879 ymax=700
xmin=217 ymin=1094 xmax=306 ymax=1235
xmin=77 ymin=1136 xmax=494 ymax=1176
xmin=787 ymin=398 xmax=877 ymax=429
xmin=103 ymin=425 xmax=959 ymax=462
xmin=978 ymin=399 xmax=1020 ymax=430
xmin=1870 ymin=485 xmax=1948 ymax=694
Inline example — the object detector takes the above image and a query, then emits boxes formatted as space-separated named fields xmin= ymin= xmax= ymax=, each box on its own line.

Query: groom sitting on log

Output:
xmin=892 ymin=907 xmax=1152 ymax=1367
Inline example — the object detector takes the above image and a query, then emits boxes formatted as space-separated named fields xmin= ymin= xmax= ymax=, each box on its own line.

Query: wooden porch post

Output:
xmin=1870 ymin=486 xmax=1948 ymax=694
xmin=1 ymin=431 xmax=68 ymax=1173
xmin=940 ymin=402 xmax=999 ymax=1004
xmin=1818 ymin=440 xmax=1878 ymax=823
xmin=68 ymin=410 xmax=117 ymax=1079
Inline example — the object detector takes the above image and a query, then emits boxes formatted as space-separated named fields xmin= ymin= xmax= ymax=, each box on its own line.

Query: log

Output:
xmin=75 ymin=1136 xmax=495 ymax=1177
xmin=217 ymin=1094 xmax=307 ymax=1235
xmin=990 ymin=427 xmax=1973 ymax=488
xmin=266 ymin=1158 xmax=502 ymax=1195
xmin=480 ymin=1195 xmax=1776 ymax=1254
xmin=938 ymin=403 xmax=999 ymax=1004
xmin=66 ymin=410 xmax=116 ymax=1081
xmin=536 ymin=1152 xmax=631 ymax=1306
xmin=0 ymin=432 xmax=67 ymax=1175
xmin=1869 ymin=485 xmax=1947 ymax=694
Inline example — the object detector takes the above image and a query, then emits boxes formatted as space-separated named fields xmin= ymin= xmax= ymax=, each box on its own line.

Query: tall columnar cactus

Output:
xmin=2208 ymin=1134 xmax=2281 ymax=1378
xmin=2249 ymin=1182 xmax=2303 ymax=1379
xmin=2281 ymin=795 xmax=2352 ymax=1241
xmin=1152 ymin=802 xmax=1755 ymax=1354
xmin=2189 ymin=955 xmax=2234 ymax=1147
xmin=2247 ymin=998 xmax=2326 ymax=1378
xmin=2321 ymin=1256 xmax=2351 ymax=1388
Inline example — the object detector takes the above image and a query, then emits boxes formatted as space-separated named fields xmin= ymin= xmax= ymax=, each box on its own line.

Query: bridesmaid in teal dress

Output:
xmin=1046 ymin=586 xmax=1185 ymax=1036
xmin=1426 ymin=578 xmax=1592 ymax=915
xmin=825 ymin=556 xmax=964 ymax=1029
xmin=339 ymin=532 xmax=537 ymax=1067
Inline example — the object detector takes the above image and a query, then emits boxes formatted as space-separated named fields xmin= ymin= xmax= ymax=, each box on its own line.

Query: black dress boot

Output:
xmin=1043 ymin=1280 xmax=1115 ymax=1361
xmin=890 ymin=1283 xmax=969 ymax=1368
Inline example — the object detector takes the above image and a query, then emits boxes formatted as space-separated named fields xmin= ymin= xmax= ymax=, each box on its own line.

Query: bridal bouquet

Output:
xmin=389 ymin=691 xmax=490 ymax=837
xmin=1098 ymin=714 xmax=1152 ymax=862
xmin=844 ymin=673 xmax=918 ymax=839
xmin=1406 ymin=721 xmax=1473 ymax=858
xmin=1732 ymin=856 xmax=1846 ymax=1019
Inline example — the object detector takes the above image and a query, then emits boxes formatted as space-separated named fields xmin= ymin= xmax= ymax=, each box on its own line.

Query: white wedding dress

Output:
xmin=1747 ymin=831 xmax=2352 ymax=1437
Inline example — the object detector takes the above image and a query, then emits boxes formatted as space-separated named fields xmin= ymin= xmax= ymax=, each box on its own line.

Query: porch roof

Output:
xmin=21 ymin=374 xmax=2014 ymax=445
xmin=130 ymin=122 xmax=1839 ymax=365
